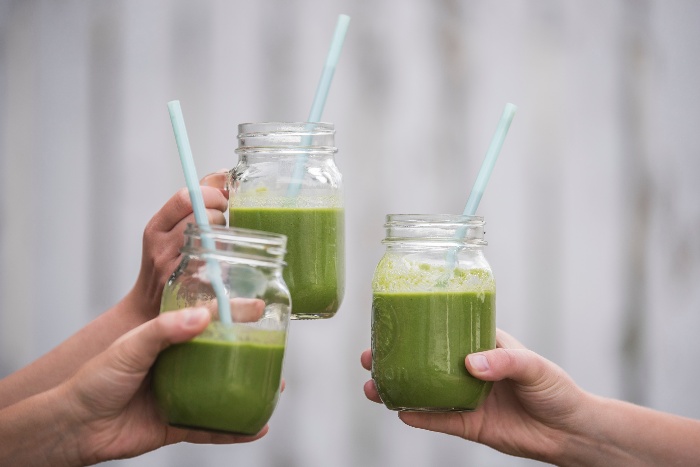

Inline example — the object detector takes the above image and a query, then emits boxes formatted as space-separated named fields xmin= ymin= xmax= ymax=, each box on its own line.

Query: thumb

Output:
xmin=466 ymin=348 xmax=555 ymax=388
xmin=108 ymin=307 xmax=211 ymax=375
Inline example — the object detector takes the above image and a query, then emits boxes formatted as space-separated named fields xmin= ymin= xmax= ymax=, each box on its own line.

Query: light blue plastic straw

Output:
xmin=442 ymin=103 xmax=517 ymax=280
xmin=462 ymin=103 xmax=518 ymax=216
xmin=287 ymin=14 xmax=351 ymax=197
xmin=168 ymin=100 xmax=232 ymax=325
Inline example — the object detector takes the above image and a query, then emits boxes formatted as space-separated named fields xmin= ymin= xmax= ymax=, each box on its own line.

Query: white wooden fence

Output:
xmin=1 ymin=1 xmax=699 ymax=466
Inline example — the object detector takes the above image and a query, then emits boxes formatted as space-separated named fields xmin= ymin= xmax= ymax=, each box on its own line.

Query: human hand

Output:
xmin=0 ymin=173 xmax=235 ymax=410
xmin=61 ymin=307 xmax=266 ymax=465
xmin=129 ymin=170 xmax=230 ymax=320
xmin=361 ymin=329 xmax=593 ymax=463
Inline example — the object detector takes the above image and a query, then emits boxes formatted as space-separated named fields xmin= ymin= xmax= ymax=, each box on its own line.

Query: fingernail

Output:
xmin=468 ymin=354 xmax=490 ymax=372
xmin=183 ymin=307 xmax=208 ymax=326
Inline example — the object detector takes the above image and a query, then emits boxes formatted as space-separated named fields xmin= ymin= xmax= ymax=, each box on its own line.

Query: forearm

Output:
xmin=0 ymin=291 xmax=146 ymax=409
xmin=0 ymin=385 xmax=82 ymax=466
xmin=559 ymin=395 xmax=700 ymax=466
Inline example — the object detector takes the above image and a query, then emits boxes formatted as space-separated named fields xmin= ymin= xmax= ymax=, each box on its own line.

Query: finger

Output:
xmin=149 ymin=187 xmax=228 ymax=233
xmin=399 ymin=412 xmax=472 ymax=439
xmin=496 ymin=328 xmax=527 ymax=350
xmin=140 ymin=205 xmax=226 ymax=294
xmin=168 ymin=210 xmax=226 ymax=229
xmin=200 ymin=169 xmax=229 ymax=193
xmin=168 ymin=424 xmax=268 ymax=446
xmin=280 ymin=379 xmax=286 ymax=393
xmin=360 ymin=349 xmax=372 ymax=371
xmin=363 ymin=380 xmax=382 ymax=404
xmin=108 ymin=308 xmax=210 ymax=375
xmin=207 ymin=209 xmax=227 ymax=226
xmin=230 ymin=298 xmax=265 ymax=322
xmin=199 ymin=298 xmax=265 ymax=323
xmin=154 ymin=209 xmax=226 ymax=267
xmin=465 ymin=348 xmax=554 ymax=387
xmin=168 ymin=207 xmax=227 ymax=237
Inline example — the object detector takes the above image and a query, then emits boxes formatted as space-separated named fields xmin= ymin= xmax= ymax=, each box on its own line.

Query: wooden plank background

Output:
xmin=1 ymin=1 xmax=699 ymax=466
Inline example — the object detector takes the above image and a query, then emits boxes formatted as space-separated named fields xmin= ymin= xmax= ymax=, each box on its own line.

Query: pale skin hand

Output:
xmin=361 ymin=329 xmax=700 ymax=466
xmin=131 ymin=172 xmax=230 ymax=315
xmin=0 ymin=307 xmax=267 ymax=466
xmin=0 ymin=174 xmax=229 ymax=409
xmin=362 ymin=329 xmax=587 ymax=463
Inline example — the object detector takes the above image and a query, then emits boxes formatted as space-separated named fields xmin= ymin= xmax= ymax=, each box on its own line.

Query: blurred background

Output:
xmin=2 ymin=1 xmax=700 ymax=465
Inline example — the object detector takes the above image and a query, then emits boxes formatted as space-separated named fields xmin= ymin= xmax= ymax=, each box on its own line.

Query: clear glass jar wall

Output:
xmin=228 ymin=122 xmax=345 ymax=320
xmin=371 ymin=214 xmax=496 ymax=412
xmin=152 ymin=224 xmax=290 ymax=435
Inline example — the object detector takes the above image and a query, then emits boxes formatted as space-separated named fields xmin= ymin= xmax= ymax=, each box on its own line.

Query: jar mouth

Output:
xmin=183 ymin=224 xmax=288 ymax=265
xmin=184 ymin=223 xmax=286 ymax=245
xmin=236 ymin=122 xmax=337 ymax=154
xmin=383 ymin=213 xmax=486 ymax=246
xmin=237 ymin=122 xmax=334 ymax=136
xmin=385 ymin=213 xmax=484 ymax=226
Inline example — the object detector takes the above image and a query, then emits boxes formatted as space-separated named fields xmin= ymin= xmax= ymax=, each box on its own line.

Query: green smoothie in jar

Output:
xmin=230 ymin=206 xmax=344 ymax=318
xmin=151 ymin=224 xmax=291 ymax=434
xmin=371 ymin=215 xmax=496 ymax=412
xmin=228 ymin=122 xmax=344 ymax=320
xmin=153 ymin=323 xmax=285 ymax=435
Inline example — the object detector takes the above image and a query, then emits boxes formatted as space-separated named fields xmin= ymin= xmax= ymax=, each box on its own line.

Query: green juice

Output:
xmin=229 ymin=207 xmax=344 ymax=318
xmin=153 ymin=327 xmax=285 ymax=435
xmin=371 ymin=290 xmax=495 ymax=411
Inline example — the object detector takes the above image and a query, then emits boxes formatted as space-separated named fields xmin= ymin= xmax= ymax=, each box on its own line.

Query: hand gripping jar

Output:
xmin=228 ymin=122 xmax=344 ymax=320
xmin=371 ymin=214 xmax=496 ymax=412
xmin=152 ymin=224 xmax=290 ymax=435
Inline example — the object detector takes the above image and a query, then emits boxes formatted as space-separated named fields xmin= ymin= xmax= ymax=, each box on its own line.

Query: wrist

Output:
xmin=555 ymin=394 xmax=635 ymax=467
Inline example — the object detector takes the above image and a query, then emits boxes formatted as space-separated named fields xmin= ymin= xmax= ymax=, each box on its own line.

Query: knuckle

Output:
xmin=174 ymin=188 xmax=192 ymax=213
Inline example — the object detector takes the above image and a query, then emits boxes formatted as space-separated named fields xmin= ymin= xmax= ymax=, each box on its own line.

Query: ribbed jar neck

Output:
xmin=236 ymin=122 xmax=337 ymax=156
xmin=182 ymin=224 xmax=287 ymax=268
xmin=383 ymin=214 xmax=487 ymax=248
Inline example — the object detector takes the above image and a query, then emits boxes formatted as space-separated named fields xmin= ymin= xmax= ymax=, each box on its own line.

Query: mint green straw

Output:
xmin=442 ymin=103 xmax=517 ymax=279
xmin=287 ymin=14 xmax=351 ymax=197
xmin=462 ymin=103 xmax=517 ymax=216
xmin=168 ymin=100 xmax=231 ymax=325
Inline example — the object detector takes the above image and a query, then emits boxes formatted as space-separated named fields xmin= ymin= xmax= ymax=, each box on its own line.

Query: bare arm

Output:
xmin=0 ymin=294 xmax=145 ymax=409
xmin=560 ymin=395 xmax=700 ymax=467
xmin=0 ymin=382 xmax=82 ymax=466
xmin=362 ymin=329 xmax=700 ymax=466
xmin=0 ymin=185 xmax=228 ymax=409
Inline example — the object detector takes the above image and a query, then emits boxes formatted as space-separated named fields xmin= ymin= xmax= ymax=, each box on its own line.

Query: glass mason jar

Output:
xmin=152 ymin=224 xmax=290 ymax=435
xmin=227 ymin=122 xmax=345 ymax=320
xmin=371 ymin=214 xmax=496 ymax=412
